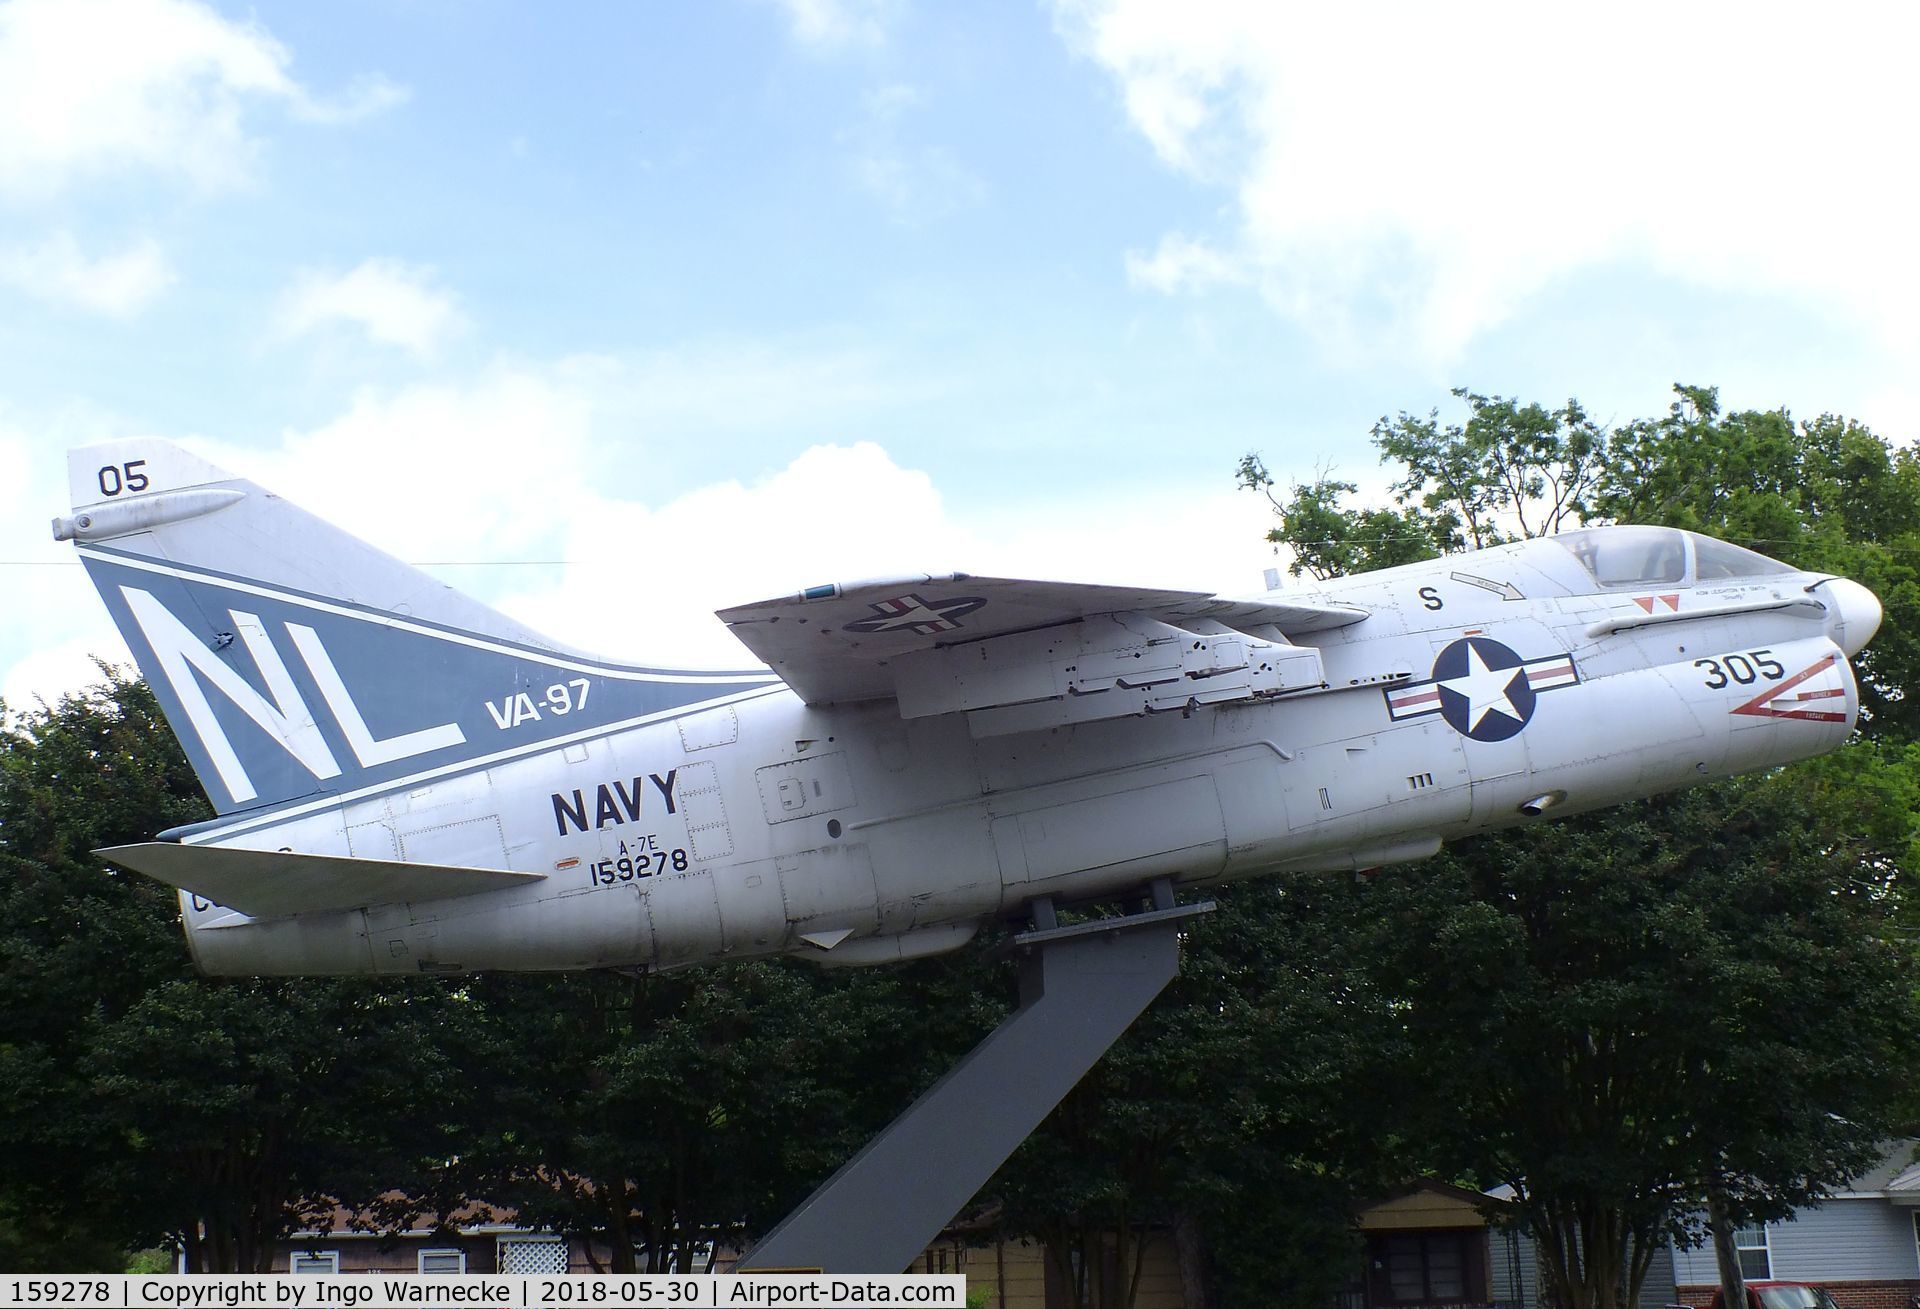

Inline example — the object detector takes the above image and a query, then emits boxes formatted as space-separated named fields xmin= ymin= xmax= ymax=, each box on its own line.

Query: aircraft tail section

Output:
xmin=58 ymin=439 xmax=778 ymax=816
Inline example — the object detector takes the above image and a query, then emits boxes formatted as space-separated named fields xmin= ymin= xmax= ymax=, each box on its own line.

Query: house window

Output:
xmin=1732 ymin=1226 xmax=1771 ymax=1280
xmin=497 ymin=1236 xmax=568 ymax=1274
xmin=915 ymin=1245 xmax=965 ymax=1275
xmin=418 ymin=1249 xmax=466 ymax=1274
xmin=1383 ymin=1233 xmax=1468 ymax=1302
xmin=1911 ymin=1212 xmax=1919 ymax=1272
xmin=289 ymin=1250 xmax=340 ymax=1274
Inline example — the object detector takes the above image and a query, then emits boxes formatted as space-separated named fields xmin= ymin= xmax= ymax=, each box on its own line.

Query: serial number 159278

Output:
xmin=591 ymin=849 xmax=690 ymax=884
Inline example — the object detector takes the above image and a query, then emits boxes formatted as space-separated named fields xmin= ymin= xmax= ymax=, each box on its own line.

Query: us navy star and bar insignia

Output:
xmin=1384 ymin=636 xmax=1580 ymax=742
xmin=842 ymin=593 xmax=988 ymax=636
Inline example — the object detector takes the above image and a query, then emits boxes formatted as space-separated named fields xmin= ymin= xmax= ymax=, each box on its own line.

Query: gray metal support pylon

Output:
xmin=736 ymin=904 xmax=1209 ymax=1273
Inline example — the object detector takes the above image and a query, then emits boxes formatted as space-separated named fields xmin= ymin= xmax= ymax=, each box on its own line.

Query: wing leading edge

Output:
xmin=718 ymin=573 xmax=1367 ymax=733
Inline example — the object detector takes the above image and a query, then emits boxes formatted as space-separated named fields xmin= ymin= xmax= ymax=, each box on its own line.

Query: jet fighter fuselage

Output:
xmin=55 ymin=441 xmax=1881 ymax=976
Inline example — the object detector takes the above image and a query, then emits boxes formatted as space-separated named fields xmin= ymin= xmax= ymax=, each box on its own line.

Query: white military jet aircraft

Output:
xmin=56 ymin=440 xmax=1882 ymax=978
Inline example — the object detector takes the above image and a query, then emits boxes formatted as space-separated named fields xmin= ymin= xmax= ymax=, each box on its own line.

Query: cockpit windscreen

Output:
xmin=1556 ymin=527 xmax=1687 ymax=587
xmin=1555 ymin=526 xmax=1794 ymax=588
xmin=1691 ymin=534 xmax=1794 ymax=580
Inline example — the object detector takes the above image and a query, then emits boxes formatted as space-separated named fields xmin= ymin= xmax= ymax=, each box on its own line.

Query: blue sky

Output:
xmin=3 ymin=0 xmax=1915 ymax=704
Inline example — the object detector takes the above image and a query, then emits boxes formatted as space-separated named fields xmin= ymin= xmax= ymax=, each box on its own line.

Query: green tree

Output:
xmin=1376 ymin=389 xmax=1607 ymax=546
xmin=0 ymin=673 xmax=206 ymax=1268
xmin=454 ymin=948 xmax=1003 ymax=1273
xmin=1236 ymin=459 xmax=1451 ymax=580
xmin=454 ymin=966 xmax=836 ymax=1272
xmin=1359 ymin=774 xmax=1919 ymax=1309
xmin=87 ymin=976 xmax=474 ymax=1272
xmin=1242 ymin=388 xmax=1607 ymax=579
xmin=984 ymin=882 xmax=1412 ymax=1309
xmin=1239 ymin=385 xmax=1920 ymax=1309
xmin=1597 ymin=384 xmax=1920 ymax=741
xmin=0 ymin=672 xmax=473 ymax=1271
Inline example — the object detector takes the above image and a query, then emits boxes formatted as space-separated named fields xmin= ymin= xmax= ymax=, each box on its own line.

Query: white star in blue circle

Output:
xmin=1431 ymin=637 xmax=1536 ymax=741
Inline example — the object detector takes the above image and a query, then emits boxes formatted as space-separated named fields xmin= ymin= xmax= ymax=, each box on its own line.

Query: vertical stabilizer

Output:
xmin=58 ymin=439 xmax=778 ymax=816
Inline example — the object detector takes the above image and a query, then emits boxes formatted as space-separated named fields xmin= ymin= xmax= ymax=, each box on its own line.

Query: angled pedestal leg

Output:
xmin=738 ymin=908 xmax=1205 ymax=1274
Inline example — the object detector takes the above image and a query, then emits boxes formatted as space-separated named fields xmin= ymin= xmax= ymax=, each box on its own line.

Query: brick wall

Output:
xmin=1675 ymin=1282 xmax=1920 ymax=1309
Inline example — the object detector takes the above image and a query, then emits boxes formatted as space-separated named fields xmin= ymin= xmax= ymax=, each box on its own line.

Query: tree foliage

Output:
xmin=1359 ymin=775 xmax=1919 ymax=1309
xmin=1236 ymin=458 xmax=1451 ymax=581
xmin=1240 ymin=388 xmax=1608 ymax=580
xmin=0 ymin=672 xmax=471 ymax=1271
xmin=450 ymin=958 xmax=999 ymax=1273
xmin=1 ymin=674 xmax=205 ymax=1269
xmin=1239 ymin=382 xmax=1920 ymax=1309
xmin=1377 ymin=389 xmax=1607 ymax=547
xmin=88 ymin=977 xmax=473 ymax=1271
xmin=1595 ymin=384 xmax=1920 ymax=741
xmin=981 ymin=879 xmax=1416 ymax=1309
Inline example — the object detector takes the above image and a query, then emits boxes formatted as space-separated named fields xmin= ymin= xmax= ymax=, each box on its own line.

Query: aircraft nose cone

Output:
xmin=1822 ymin=577 xmax=1883 ymax=656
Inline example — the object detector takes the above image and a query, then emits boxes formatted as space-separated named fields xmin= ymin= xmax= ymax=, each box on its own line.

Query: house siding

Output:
xmin=1515 ymin=1229 xmax=1539 ymax=1309
xmin=1770 ymin=1204 xmax=1919 ymax=1282
xmin=1489 ymin=1227 xmax=1532 ymax=1307
xmin=1671 ymin=1203 xmax=1920 ymax=1283
xmin=1490 ymin=1224 xmax=1675 ymax=1309
xmin=1639 ymin=1241 xmax=1678 ymax=1309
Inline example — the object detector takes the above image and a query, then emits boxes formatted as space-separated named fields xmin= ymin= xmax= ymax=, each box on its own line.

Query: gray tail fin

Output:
xmin=59 ymin=439 xmax=776 ymax=816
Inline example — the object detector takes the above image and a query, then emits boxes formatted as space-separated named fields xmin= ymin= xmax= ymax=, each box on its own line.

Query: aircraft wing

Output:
xmin=99 ymin=843 xmax=547 ymax=919
xmin=717 ymin=573 xmax=1367 ymax=710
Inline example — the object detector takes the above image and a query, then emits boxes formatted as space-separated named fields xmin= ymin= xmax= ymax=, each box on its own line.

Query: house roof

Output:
xmin=292 ymin=1197 xmax=521 ymax=1240
xmin=1832 ymin=1139 xmax=1920 ymax=1202
xmin=1360 ymin=1179 xmax=1511 ymax=1232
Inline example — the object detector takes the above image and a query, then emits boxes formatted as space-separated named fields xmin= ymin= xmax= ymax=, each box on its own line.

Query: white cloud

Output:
xmin=286 ymin=72 xmax=407 ymax=126
xmin=0 ymin=374 xmax=588 ymax=716
xmin=500 ymin=441 xmax=957 ymax=666
xmin=0 ymin=637 xmax=127 ymax=720
xmin=0 ymin=419 xmax=129 ymax=716
xmin=569 ymin=336 xmax=943 ymax=440
xmin=1856 ymin=385 xmax=1920 ymax=446
xmin=1055 ymin=1 xmax=1920 ymax=363
xmin=497 ymin=441 xmax=1276 ymax=670
xmin=196 ymin=371 xmax=586 ymax=567
xmin=845 ymin=84 xmax=986 ymax=224
xmin=0 ymin=0 xmax=405 ymax=198
xmin=0 ymin=231 xmax=175 ymax=317
xmin=276 ymin=259 xmax=465 ymax=356
xmin=761 ymin=0 xmax=897 ymax=49
xmin=0 ymin=352 xmax=1279 ymax=705
xmin=173 ymin=364 xmax=968 ymax=668
xmin=1125 ymin=232 xmax=1245 ymax=297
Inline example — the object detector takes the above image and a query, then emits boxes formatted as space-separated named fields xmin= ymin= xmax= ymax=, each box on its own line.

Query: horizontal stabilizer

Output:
xmin=98 ymin=842 xmax=546 ymax=919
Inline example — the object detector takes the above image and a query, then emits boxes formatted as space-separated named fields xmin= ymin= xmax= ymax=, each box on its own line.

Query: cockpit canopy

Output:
xmin=1554 ymin=526 xmax=1794 ymax=589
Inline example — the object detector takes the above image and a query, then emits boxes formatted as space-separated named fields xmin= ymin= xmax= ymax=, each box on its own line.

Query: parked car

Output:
xmin=1707 ymin=1282 xmax=1844 ymax=1309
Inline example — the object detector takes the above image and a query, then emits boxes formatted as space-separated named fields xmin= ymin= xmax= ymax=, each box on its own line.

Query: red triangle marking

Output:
xmin=1731 ymin=655 xmax=1841 ymax=721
